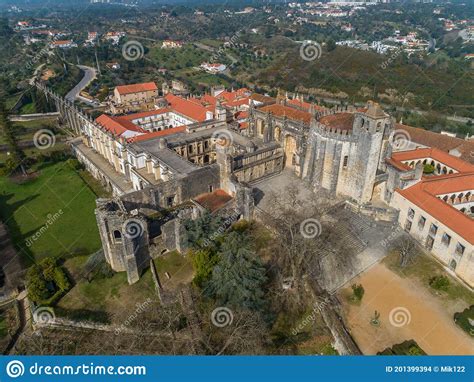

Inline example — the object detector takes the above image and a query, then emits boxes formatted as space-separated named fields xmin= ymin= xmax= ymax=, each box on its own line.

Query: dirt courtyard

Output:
xmin=339 ymin=263 xmax=473 ymax=355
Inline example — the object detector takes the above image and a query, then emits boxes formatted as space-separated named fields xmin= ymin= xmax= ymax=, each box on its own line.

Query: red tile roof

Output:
xmin=319 ymin=112 xmax=354 ymax=131
xmin=287 ymin=98 xmax=325 ymax=112
xmin=260 ymin=104 xmax=312 ymax=124
xmin=95 ymin=114 xmax=146 ymax=136
xmin=115 ymin=82 xmax=158 ymax=95
xmin=193 ymin=189 xmax=233 ymax=213
xmin=251 ymin=93 xmax=275 ymax=105
xmin=396 ymin=172 xmax=474 ymax=245
xmin=386 ymin=158 xmax=412 ymax=172
xmin=164 ymin=93 xmax=210 ymax=122
xmin=392 ymin=147 xmax=474 ymax=173
xmin=396 ymin=124 xmax=474 ymax=165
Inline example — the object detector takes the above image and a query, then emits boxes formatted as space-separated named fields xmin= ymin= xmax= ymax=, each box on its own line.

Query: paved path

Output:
xmin=65 ymin=65 xmax=97 ymax=103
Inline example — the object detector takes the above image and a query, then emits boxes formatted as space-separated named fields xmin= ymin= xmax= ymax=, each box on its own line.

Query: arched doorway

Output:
xmin=284 ymin=135 xmax=297 ymax=169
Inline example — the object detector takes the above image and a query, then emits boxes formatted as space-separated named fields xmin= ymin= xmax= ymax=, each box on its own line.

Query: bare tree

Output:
xmin=393 ymin=236 xmax=418 ymax=268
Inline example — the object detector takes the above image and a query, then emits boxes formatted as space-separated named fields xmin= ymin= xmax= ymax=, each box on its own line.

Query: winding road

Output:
xmin=65 ymin=65 xmax=97 ymax=104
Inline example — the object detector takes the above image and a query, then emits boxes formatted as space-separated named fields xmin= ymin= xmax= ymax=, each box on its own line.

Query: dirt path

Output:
xmin=339 ymin=263 xmax=473 ymax=355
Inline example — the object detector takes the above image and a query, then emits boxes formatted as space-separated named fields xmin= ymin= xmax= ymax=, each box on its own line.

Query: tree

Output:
xmin=0 ymin=101 xmax=27 ymax=175
xmin=206 ymin=231 xmax=267 ymax=313
xmin=26 ymin=265 xmax=49 ymax=303
xmin=326 ymin=39 xmax=337 ymax=52
xmin=393 ymin=237 xmax=418 ymax=268
xmin=351 ymin=284 xmax=365 ymax=301
xmin=191 ymin=248 xmax=219 ymax=288
xmin=184 ymin=211 xmax=223 ymax=250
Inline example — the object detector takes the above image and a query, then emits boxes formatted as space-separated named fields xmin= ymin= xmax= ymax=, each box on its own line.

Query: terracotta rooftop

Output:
xmin=286 ymin=98 xmax=325 ymax=113
xmin=396 ymin=124 xmax=474 ymax=165
xmin=115 ymin=82 xmax=158 ymax=95
xmin=251 ymin=93 xmax=275 ymax=105
xmin=319 ymin=112 xmax=355 ymax=131
xmin=165 ymin=93 xmax=210 ymax=122
xmin=193 ymin=189 xmax=233 ymax=213
xmin=95 ymin=114 xmax=146 ymax=137
xmin=260 ymin=104 xmax=312 ymax=124
xmin=392 ymin=147 xmax=474 ymax=173
xmin=396 ymin=172 xmax=474 ymax=245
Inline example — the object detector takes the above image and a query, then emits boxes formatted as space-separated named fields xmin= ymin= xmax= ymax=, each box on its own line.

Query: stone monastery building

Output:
xmin=62 ymin=81 xmax=473 ymax=288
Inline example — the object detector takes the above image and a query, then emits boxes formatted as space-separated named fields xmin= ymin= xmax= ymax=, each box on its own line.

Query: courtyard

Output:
xmin=339 ymin=256 xmax=474 ymax=355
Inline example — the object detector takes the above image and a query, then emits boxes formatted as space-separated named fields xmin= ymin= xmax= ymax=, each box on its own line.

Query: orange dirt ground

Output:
xmin=340 ymin=263 xmax=473 ymax=355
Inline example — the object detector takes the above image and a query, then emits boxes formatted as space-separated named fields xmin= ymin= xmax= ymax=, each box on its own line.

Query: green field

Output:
xmin=0 ymin=161 xmax=101 ymax=265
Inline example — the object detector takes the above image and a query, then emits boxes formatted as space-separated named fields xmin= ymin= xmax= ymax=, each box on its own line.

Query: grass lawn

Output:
xmin=58 ymin=251 xmax=193 ymax=323
xmin=383 ymin=250 xmax=474 ymax=306
xmin=58 ymin=260 xmax=157 ymax=323
xmin=0 ymin=118 xmax=58 ymax=146
xmin=0 ymin=160 xmax=101 ymax=265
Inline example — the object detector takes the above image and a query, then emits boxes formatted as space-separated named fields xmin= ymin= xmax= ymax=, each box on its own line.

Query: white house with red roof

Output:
xmin=50 ymin=40 xmax=77 ymax=49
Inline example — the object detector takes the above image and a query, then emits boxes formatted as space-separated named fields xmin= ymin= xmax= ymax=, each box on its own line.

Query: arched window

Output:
xmin=113 ymin=230 xmax=122 ymax=242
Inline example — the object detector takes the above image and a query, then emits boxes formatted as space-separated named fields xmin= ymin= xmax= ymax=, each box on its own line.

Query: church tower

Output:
xmin=349 ymin=101 xmax=393 ymax=203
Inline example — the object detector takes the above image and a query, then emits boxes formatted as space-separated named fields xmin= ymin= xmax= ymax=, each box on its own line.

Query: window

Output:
xmin=455 ymin=243 xmax=465 ymax=256
xmin=113 ymin=230 xmax=122 ymax=242
xmin=167 ymin=196 xmax=175 ymax=207
xmin=429 ymin=223 xmax=438 ymax=237
xmin=418 ymin=216 xmax=426 ymax=229
xmin=441 ymin=233 xmax=451 ymax=247
xmin=343 ymin=155 xmax=349 ymax=168
xmin=408 ymin=208 xmax=415 ymax=220
xmin=404 ymin=220 xmax=412 ymax=232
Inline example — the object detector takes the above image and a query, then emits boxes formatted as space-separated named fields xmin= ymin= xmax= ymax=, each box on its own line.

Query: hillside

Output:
xmin=235 ymin=41 xmax=474 ymax=118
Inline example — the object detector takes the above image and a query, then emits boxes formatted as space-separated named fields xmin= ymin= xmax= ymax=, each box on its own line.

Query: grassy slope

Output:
xmin=0 ymin=161 xmax=101 ymax=265
xmin=238 ymin=40 xmax=474 ymax=116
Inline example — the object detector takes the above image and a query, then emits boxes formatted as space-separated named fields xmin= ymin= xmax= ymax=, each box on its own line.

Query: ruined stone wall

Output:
xmin=120 ymin=165 xmax=221 ymax=210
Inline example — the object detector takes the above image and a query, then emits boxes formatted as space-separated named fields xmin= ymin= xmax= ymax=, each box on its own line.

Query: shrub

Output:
xmin=26 ymin=257 xmax=71 ymax=304
xmin=378 ymin=340 xmax=426 ymax=355
xmin=423 ymin=164 xmax=435 ymax=174
xmin=429 ymin=275 xmax=450 ymax=292
xmin=454 ymin=305 xmax=474 ymax=336
xmin=66 ymin=158 xmax=83 ymax=171
xmin=351 ymin=284 xmax=365 ymax=302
